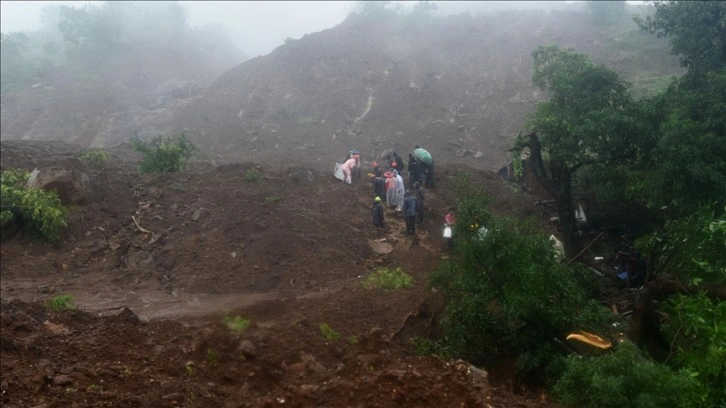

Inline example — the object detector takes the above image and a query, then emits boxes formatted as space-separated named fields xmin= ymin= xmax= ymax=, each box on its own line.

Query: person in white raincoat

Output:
xmin=394 ymin=169 xmax=405 ymax=212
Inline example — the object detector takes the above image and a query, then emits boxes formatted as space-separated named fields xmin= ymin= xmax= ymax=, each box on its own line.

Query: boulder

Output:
xmin=27 ymin=167 xmax=92 ymax=205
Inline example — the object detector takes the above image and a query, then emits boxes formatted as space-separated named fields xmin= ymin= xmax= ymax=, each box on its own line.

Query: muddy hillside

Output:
xmin=1 ymin=139 xmax=562 ymax=407
xmin=2 ymin=9 xmax=681 ymax=173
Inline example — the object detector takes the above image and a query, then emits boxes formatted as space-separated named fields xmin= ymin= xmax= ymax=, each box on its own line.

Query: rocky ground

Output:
xmin=1 ymin=140 xmax=566 ymax=407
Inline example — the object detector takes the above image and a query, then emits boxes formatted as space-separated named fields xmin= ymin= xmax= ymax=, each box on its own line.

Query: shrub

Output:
xmin=431 ymin=175 xmax=613 ymax=376
xmin=46 ymin=294 xmax=76 ymax=312
xmin=363 ymin=266 xmax=413 ymax=290
xmin=79 ymin=148 xmax=109 ymax=166
xmin=130 ymin=130 xmax=195 ymax=173
xmin=244 ymin=168 xmax=260 ymax=182
xmin=1 ymin=169 xmax=69 ymax=242
xmin=222 ymin=314 xmax=251 ymax=334
xmin=319 ymin=323 xmax=340 ymax=341
xmin=553 ymin=341 xmax=706 ymax=408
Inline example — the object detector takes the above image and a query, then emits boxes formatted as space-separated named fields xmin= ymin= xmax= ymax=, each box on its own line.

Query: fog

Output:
xmin=1 ymin=1 xmax=623 ymax=58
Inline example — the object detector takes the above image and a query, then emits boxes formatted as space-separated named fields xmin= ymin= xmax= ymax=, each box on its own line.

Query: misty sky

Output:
xmin=1 ymin=1 xmax=643 ymax=58
xmin=0 ymin=1 xmax=357 ymax=58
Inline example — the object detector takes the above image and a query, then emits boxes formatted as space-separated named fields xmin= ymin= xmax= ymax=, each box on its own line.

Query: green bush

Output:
xmin=46 ymin=294 xmax=76 ymax=312
xmin=553 ymin=341 xmax=706 ymax=408
xmin=130 ymin=131 xmax=195 ymax=173
xmin=1 ymin=169 xmax=69 ymax=242
xmin=79 ymin=148 xmax=109 ymax=166
xmin=431 ymin=176 xmax=613 ymax=376
xmin=222 ymin=314 xmax=251 ymax=334
xmin=363 ymin=266 xmax=413 ymax=290
xmin=244 ymin=168 xmax=260 ymax=182
xmin=660 ymin=294 xmax=726 ymax=406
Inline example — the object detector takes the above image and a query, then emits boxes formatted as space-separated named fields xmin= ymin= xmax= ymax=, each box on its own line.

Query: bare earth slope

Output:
xmin=1 ymin=140 xmax=560 ymax=407
xmin=2 ymin=10 xmax=681 ymax=175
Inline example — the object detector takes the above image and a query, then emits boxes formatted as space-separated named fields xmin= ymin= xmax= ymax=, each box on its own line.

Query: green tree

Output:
xmin=513 ymin=46 xmax=644 ymax=257
xmin=633 ymin=1 xmax=726 ymax=214
xmin=432 ymin=176 xmax=612 ymax=378
xmin=635 ymin=1 xmax=726 ymax=74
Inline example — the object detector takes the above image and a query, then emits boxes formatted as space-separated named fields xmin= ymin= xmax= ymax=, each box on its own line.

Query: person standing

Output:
xmin=341 ymin=157 xmax=357 ymax=184
xmin=414 ymin=182 xmax=425 ymax=223
xmin=372 ymin=196 xmax=385 ymax=228
xmin=394 ymin=169 xmax=405 ymax=212
xmin=402 ymin=190 xmax=417 ymax=235
xmin=408 ymin=153 xmax=420 ymax=189
xmin=351 ymin=149 xmax=361 ymax=182
xmin=385 ymin=171 xmax=397 ymax=208
xmin=371 ymin=161 xmax=382 ymax=177
xmin=372 ymin=173 xmax=386 ymax=201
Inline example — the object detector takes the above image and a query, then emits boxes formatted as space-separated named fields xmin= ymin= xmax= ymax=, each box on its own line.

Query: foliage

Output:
xmin=635 ymin=71 xmax=726 ymax=214
xmin=431 ymin=177 xmax=613 ymax=376
xmin=1 ymin=169 xmax=69 ymax=242
xmin=512 ymin=45 xmax=646 ymax=256
xmin=553 ymin=341 xmax=706 ymax=408
xmin=635 ymin=1 xmax=726 ymax=74
xmin=222 ymin=315 xmax=251 ymax=334
xmin=409 ymin=337 xmax=454 ymax=359
xmin=79 ymin=148 xmax=109 ymax=166
xmin=130 ymin=131 xmax=195 ymax=173
xmin=638 ymin=207 xmax=726 ymax=285
xmin=244 ymin=168 xmax=260 ymax=182
xmin=363 ymin=267 xmax=413 ymax=290
xmin=46 ymin=294 xmax=76 ymax=312
xmin=205 ymin=348 xmax=218 ymax=368
xmin=660 ymin=294 xmax=726 ymax=406
xmin=319 ymin=323 xmax=340 ymax=341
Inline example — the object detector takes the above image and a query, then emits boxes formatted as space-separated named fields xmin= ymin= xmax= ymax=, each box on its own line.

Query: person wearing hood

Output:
xmin=402 ymin=190 xmax=417 ymax=235
xmin=385 ymin=171 xmax=397 ymax=208
xmin=394 ymin=169 xmax=405 ymax=212
xmin=341 ymin=156 xmax=357 ymax=184
xmin=372 ymin=196 xmax=385 ymax=228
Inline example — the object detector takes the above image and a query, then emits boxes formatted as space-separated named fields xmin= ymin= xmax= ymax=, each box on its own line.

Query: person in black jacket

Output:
xmin=402 ymin=190 xmax=417 ymax=235
xmin=414 ymin=182 xmax=425 ymax=223
xmin=372 ymin=196 xmax=385 ymax=229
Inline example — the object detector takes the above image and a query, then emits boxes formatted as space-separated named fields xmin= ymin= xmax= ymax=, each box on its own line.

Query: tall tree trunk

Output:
xmin=525 ymin=132 xmax=580 ymax=257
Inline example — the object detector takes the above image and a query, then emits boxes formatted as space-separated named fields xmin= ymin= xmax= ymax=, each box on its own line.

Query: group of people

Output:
xmin=369 ymin=149 xmax=429 ymax=235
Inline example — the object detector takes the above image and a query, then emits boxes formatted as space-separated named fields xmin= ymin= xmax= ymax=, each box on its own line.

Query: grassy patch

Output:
xmin=363 ymin=267 xmax=413 ymax=290
xmin=46 ymin=294 xmax=76 ymax=312
xmin=79 ymin=148 xmax=109 ymax=166
xmin=222 ymin=314 xmax=251 ymax=334
xmin=319 ymin=323 xmax=340 ymax=341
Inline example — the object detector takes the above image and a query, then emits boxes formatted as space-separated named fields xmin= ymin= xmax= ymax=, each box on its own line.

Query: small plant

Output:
xmin=1 ymin=169 xmax=69 ymax=242
xmin=222 ymin=314 xmax=251 ymax=334
xmin=130 ymin=130 xmax=195 ymax=173
xmin=264 ymin=196 xmax=280 ymax=204
xmin=347 ymin=335 xmax=359 ymax=345
xmin=79 ymin=148 xmax=109 ymax=166
xmin=206 ymin=348 xmax=218 ymax=367
xmin=363 ymin=267 xmax=413 ymax=290
xmin=244 ymin=168 xmax=260 ymax=182
xmin=46 ymin=294 xmax=76 ymax=312
xmin=319 ymin=323 xmax=340 ymax=341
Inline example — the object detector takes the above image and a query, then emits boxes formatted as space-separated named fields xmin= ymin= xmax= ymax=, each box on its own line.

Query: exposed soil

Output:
xmin=0 ymin=7 xmax=672 ymax=407
xmin=1 ymin=140 xmax=564 ymax=407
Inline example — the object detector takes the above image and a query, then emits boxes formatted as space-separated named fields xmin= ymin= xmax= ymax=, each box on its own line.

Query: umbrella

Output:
xmin=413 ymin=147 xmax=433 ymax=164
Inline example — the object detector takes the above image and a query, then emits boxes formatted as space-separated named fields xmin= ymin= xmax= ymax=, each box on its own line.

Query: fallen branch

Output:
xmin=131 ymin=215 xmax=152 ymax=234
